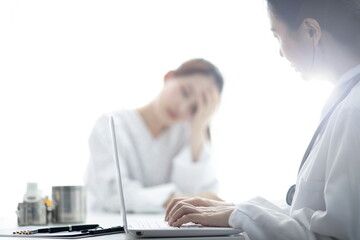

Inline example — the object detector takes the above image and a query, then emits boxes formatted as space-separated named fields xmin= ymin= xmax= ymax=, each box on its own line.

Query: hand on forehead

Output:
xmin=179 ymin=74 xmax=219 ymax=98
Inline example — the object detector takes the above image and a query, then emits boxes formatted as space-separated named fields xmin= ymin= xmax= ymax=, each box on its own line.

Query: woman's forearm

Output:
xmin=190 ymin=124 xmax=208 ymax=162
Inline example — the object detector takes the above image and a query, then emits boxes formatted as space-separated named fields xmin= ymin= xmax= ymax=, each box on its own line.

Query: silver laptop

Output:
xmin=109 ymin=116 xmax=243 ymax=238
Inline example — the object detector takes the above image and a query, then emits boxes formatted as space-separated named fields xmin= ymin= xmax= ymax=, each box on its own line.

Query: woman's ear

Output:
xmin=302 ymin=18 xmax=322 ymax=45
xmin=164 ymin=71 xmax=175 ymax=82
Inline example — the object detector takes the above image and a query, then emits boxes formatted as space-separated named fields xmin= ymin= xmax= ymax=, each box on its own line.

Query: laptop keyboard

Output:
xmin=129 ymin=220 xmax=203 ymax=229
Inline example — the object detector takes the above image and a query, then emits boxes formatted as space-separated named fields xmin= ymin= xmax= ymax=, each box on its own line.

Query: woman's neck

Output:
xmin=330 ymin=58 xmax=360 ymax=84
xmin=322 ymin=37 xmax=360 ymax=84
xmin=137 ymin=103 xmax=168 ymax=138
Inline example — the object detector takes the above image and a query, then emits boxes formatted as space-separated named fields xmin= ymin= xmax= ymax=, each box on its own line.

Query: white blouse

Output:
xmin=229 ymin=65 xmax=360 ymax=240
xmin=85 ymin=110 xmax=218 ymax=213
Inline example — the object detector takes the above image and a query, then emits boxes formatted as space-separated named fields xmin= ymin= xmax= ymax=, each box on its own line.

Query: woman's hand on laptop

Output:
xmin=166 ymin=203 xmax=236 ymax=227
xmin=198 ymin=191 xmax=223 ymax=201
xmin=165 ymin=196 xmax=234 ymax=222
xmin=163 ymin=191 xmax=222 ymax=210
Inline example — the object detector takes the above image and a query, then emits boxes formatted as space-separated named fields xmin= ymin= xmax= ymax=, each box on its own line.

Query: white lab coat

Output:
xmin=85 ymin=110 xmax=218 ymax=213
xmin=229 ymin=65 xmax=360 ymax=240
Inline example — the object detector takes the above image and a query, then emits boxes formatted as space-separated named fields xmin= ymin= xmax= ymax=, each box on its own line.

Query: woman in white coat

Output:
xmin=165 ymin=1 xmax=360 ymax=239
xmin=86 ymin=59 xmax=224 ymax=213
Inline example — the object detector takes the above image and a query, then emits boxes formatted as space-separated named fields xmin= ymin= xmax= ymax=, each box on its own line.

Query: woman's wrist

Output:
xmin=191 ymin=120 xmax=207 ymax=133
xmin=190 ymin=126 xmax=207 ymax=162
xmin=191 ymin=123 xmax=208 ymax=143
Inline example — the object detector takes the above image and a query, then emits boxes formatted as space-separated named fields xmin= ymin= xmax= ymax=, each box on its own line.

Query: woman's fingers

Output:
xmin=171 ymin=213 xmax=205 ymax=227
xmin=165 ymin=197 xmax=188 ymax=221
xmin=200 ymin=87 xmax=219 ymax=109
xmin=207 ymin=87 xmax=220 ymax=109
xmin=165 ymin=196 xmax=230 ymax=221
xmin=167 ymin=199 xmax=197 ymax=222
xmin=199 ymin=192 xmax=223 ymax=201
xmin=168 ymin=206 xmax=236 ymax=228
xmin=165 ymin=197 xmax=209 ymax=221
xmin=201 ymin=87 xmax=220 ymax=118
xmin=191 ymin=86 xmax=220 ymax=127
xmin=168 ymin=204 xmax=198 ymax=225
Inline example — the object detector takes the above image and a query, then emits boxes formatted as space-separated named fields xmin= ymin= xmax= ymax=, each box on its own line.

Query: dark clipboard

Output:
xmin=0 ymin=226 xmax=125 ymax=239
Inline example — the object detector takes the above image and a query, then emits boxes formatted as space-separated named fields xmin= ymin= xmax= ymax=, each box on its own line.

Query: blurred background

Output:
xmin=0 ymin=0 xmax=332 ymax=217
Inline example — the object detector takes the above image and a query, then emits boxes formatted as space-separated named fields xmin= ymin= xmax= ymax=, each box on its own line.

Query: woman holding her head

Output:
xmin=86 ymin=59 xmax=224 ymax=213
xmin=166 ymin=1 xmax=360 ymax=239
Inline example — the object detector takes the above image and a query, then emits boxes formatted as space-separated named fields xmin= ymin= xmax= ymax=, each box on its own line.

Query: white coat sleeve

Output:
xmin=309 ymin=108 xmax=360 ymax=239
xmin=85 ymin=114 xmax=177 ymax=213
xmin=170 ymin=141 xmax=219 ymax=194
xmin=229 ymin=109 xmax=360 ymax=240
xmin=229 ymin=197 xmax=332 ymax=240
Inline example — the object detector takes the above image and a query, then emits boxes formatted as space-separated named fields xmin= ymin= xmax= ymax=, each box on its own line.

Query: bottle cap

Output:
xmin=24 ymin=182 xmax=41 ymax=202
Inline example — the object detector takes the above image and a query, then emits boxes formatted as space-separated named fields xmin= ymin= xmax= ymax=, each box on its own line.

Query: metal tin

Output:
xmin=52 ymin=186 xmax=86 ymax=223
xmin=17 ymin=201 xmax=47 ymax=226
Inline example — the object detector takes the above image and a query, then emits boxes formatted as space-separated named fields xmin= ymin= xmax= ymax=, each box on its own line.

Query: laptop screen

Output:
xmin=109 ymin=115 xmax=129 ymax=233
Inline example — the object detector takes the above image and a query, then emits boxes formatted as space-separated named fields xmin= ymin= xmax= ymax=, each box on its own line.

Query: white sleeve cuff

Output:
xmin=127 ymin=183 xmax=178 ymax=213
xmin=171 ymin=142 xmax=217 ymax=194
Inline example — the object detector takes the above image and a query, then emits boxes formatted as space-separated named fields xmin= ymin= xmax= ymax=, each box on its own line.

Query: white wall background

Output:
xmin=0 ymin=0 xmax=332 ymax=217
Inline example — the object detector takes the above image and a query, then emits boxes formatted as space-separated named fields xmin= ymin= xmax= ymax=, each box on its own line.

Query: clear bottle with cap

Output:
xmin=23 ymin=182 xmax=42 ymax=203
xmin=17 ymin=182 xmax=47 ymax=226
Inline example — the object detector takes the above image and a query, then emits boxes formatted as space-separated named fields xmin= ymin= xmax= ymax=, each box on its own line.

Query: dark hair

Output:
xmin=172 ymin=58 xmax=224 ymax=93
xmin=266 ymin=0 xmax=360 ymax=47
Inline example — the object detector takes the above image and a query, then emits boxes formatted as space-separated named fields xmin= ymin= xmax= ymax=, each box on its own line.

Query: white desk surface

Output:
xmin=0 ymin=212 xmax=246 ymax=240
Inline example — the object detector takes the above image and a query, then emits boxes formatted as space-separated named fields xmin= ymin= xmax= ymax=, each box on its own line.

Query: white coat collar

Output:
xmin=321 ymin=64 xmax=360 ymax=119
xmin=336 ymin=64 xmax=360 ymax=87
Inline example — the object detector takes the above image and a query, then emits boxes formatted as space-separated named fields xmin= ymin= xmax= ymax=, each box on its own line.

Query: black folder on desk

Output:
xmin=0 ymin=226 xmax=124 ymax=239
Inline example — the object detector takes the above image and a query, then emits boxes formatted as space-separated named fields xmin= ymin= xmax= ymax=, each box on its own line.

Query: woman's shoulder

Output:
xmin=341 ymin=82 xmax=360 ymax=113
xmin=167 ymin=121 xmax=190 ymax=140
xmin=98 ymin=109 xmax=137 ymax=122
xmin=91 ymin=109 xmax=138 ymax=131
